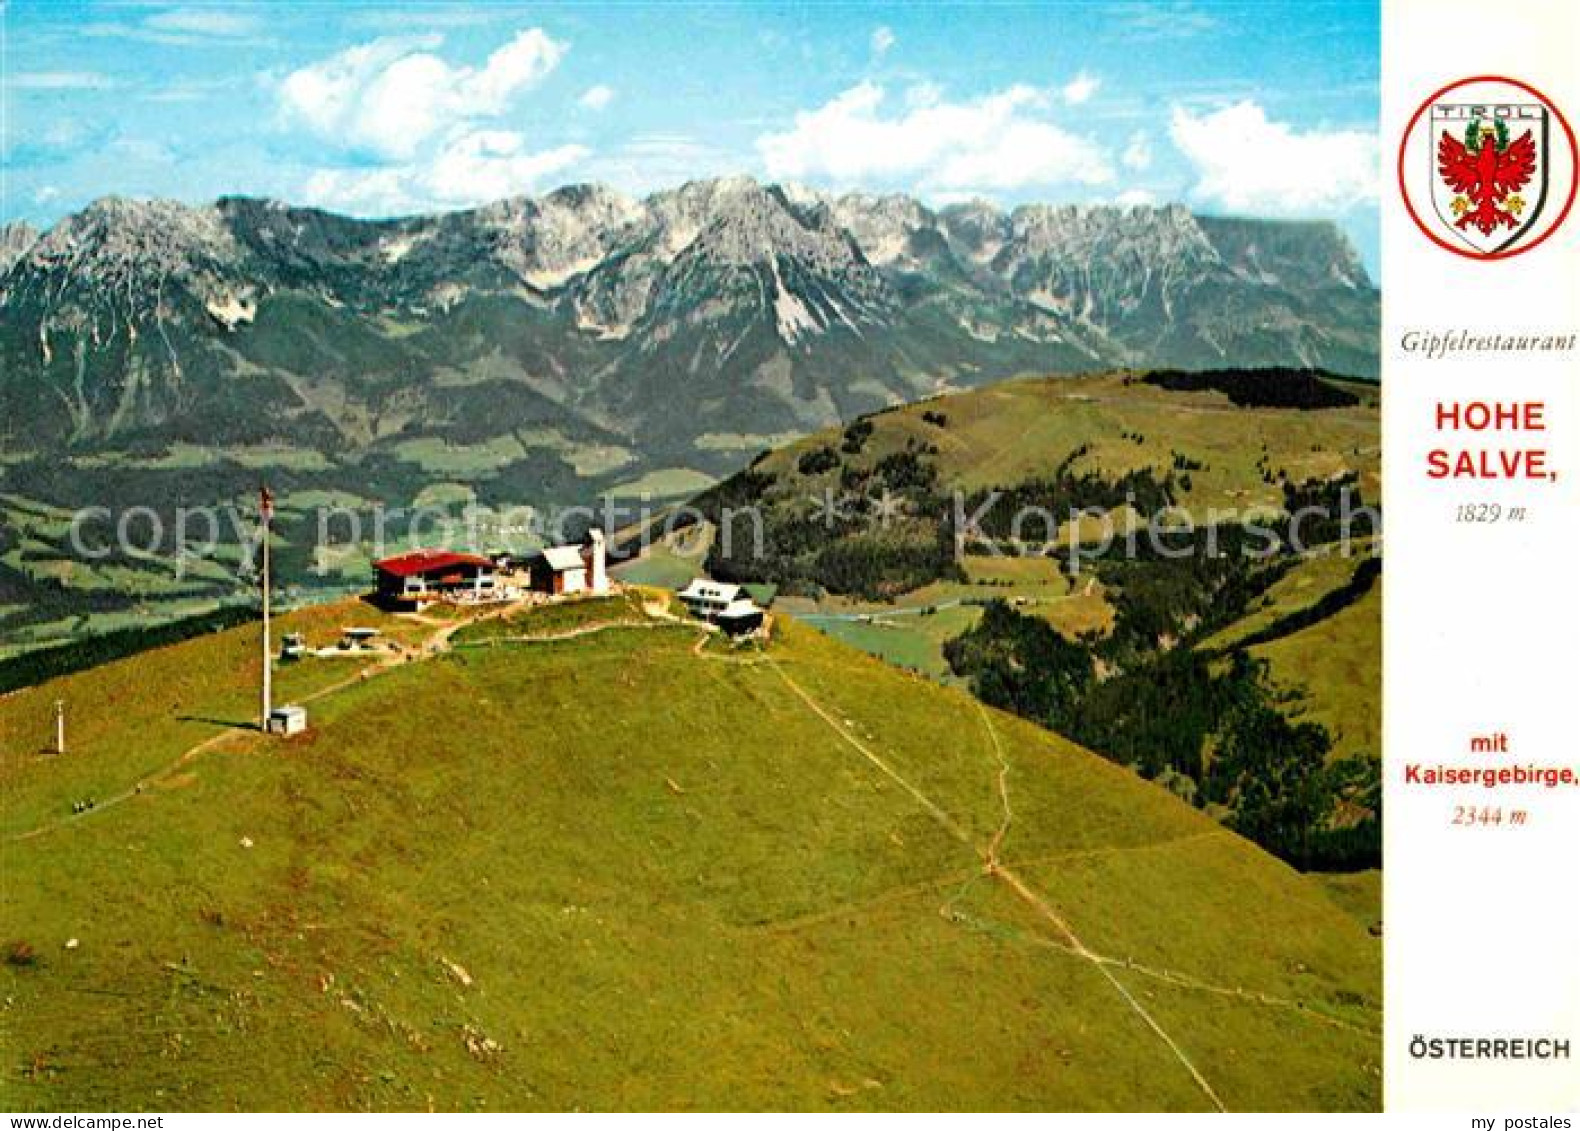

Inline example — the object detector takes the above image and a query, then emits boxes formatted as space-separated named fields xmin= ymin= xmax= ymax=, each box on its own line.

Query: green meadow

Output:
xmin=1 ymin=599 xmax=1378 ymax=1110
xmin=1251 ymin=586 xmax=1382 ymax=763
xmin=760 ymin=370 xmax=1380 ymax=513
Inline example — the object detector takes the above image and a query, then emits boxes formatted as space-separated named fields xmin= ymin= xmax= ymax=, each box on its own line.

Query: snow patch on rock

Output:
xmin=768 ymin=256 xmax=821 ymax=344
xmin=205 ymin=292 xmax=256 ymax=330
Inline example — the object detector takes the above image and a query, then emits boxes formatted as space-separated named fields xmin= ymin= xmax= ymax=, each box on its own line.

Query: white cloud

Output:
xmin=279 ymin=29 xmax=567 ymax=160
xmin=579 ymin=84 xmax=615 ymax=111
xmin=77 ymin=7 xmax=266 ymax=45
xmin=282 ymin=28 xmax=587 ymax=216
xmin=8 ymin=71 xmax=113 ymax=90
xmin=144 ymin=8 xmax=262 ymax=38
xmin=300 ymin=167 xmax=414 ymax=215
xmin=583 ymin=133 xmax=739 ymax=192
xmin=1169 ymin=101 xmax=1377 ymax=215
xmin=1104 ymin=2 xmax=1218 ymax=40
xmin=277 ymin=36 xmax=440 ymax=155
xmin=1114 ymin=188 xmax=1157 ymax=207
xmin=1121 ymin=130 xmax=1152 ymax=171
xmin=871 ymin=26 xmax=896 ymax=57
xmin=343 ymin=7 xmax=514 ymax=31
xmin=143 ymin=78 xmax=239 ymax=104
xmin=757 ymin=82 xmax=1114 ymax=195
xmin=1061 ymin=72 xmax=1100 ymax=106
xmin=428 ymin=132 xmax=589 ymax=203
xmin=302 ymin=130 xmax=588 ymax=214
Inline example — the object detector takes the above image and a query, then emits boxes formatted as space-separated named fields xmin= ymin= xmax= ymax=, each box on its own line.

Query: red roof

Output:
xmin=373 ymin=549 xmax=494 ymax=578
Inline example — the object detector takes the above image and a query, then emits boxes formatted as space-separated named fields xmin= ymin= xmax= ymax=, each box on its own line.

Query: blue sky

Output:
xmin=1 ymin=1 xmax=1381 ymax=272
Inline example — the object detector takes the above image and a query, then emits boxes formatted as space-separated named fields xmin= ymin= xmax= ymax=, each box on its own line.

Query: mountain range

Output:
xmin=0 ymin=178 xmax=1377 ymax=469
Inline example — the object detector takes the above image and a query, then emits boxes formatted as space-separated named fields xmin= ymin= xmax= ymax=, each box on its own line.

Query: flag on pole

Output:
xmin=259 ymin=483 xmax=273 ymax=729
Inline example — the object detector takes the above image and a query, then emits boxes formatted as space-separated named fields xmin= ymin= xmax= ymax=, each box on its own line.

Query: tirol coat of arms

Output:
xmin=1401 ymin=77 xmax=1576 ymax=260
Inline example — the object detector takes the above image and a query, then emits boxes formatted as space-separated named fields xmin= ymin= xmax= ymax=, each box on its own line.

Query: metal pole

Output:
xmin=261 ymin=491 xmax=272 ymax=731
xmin=55 ymin=700 xmax=65 ymax=754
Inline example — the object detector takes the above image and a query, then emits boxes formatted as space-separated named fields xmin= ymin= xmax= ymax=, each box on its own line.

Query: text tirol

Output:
xmin=1427 ymin=401 xmax=1552 ymax=480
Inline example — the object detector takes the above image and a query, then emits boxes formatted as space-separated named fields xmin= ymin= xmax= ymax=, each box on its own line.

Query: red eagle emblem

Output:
xmin=1436 ymin=118 xmax=1538 ymax=236
xmin=1402 ymin=77 xmax=1575 ymax=259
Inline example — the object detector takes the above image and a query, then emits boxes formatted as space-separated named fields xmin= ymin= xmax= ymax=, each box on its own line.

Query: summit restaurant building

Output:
xmin=372 ymin=550 xmax=498 ymax=608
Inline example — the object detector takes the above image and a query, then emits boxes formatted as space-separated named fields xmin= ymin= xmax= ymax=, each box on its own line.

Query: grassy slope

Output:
xmin=1249 ymin=587 xmax=1382 ymax=762
xmin=1 ymin=601 xmax=1378 ymax=1111
xmin=0 ymin=600 xmax=432 ymax=837
xmin=1313 ymin=871 xmax=1383 ymax=935
xmin=787 ymin=604 xmax=984 ymax=681
xmin=780 ymin=566 xmax=1114 ymax=683
xmin=757 ymin=371 xmax=1380 ymax=511
xmin=609 ymin=524 xmax=713 ymax=592
xmin=748 ymin=374 xmax=1377 ymax=724
xmin=1201 ymin=546 xmax=1372 ymax=652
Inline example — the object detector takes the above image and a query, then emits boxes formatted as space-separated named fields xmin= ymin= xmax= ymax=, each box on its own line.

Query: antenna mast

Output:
xmin=260 ymin=485 xmax=273 ymax=731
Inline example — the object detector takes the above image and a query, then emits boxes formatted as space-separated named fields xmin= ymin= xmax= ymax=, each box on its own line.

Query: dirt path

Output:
xmin=453 ymin=619 xmax=689 ymax=649
xmin=748 ymin=830 xmax=1233 ymax=938
xmin=1002 ymin=828 xmax=1229 ymax=872
xmin=766 ymin=654 xmax=1381 ymax=1077
xmin=766 ymin=654 xmax=1227 ymax=1112
xmin=968 ymin=911 xmax=1378 ymax=1039
xmin=8 ymin=599 xmax=532 ymax=843
xmin=794 ymin=600 xmax=966 ymax=624
xmin=747 ymin=867 xmax=986 ymax=935
xmin=767 ymin=657 xmax=974 ymax=844
xmin=974 ymin=700 xmax=1014 ymax=866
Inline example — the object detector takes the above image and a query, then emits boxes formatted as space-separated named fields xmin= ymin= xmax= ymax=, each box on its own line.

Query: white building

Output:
xmin=535 ymin=545 xmax=589 ymax=595
xmin=266 ymin=704 xmax=308 ymax=736
xmin=531 ymin=530 xmax=610 ymax=597
xmin=715 ymin=598 xmax=766 ymax=636
xmin=372 ymin=550 xmax=498 ymax=608
xmin=677 ymin=579 xmax=744 ymax=618
xmin=587 ymin=529 xmax=608 ymax=593
xmin=677 ymin=578 xmax=765 ymax=635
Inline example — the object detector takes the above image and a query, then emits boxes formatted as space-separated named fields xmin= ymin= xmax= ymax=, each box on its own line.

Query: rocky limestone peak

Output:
xmin=0 ymin=221 xmax=40 ymax=277
xmin=9 ymin=196 xmax=254 ymax=336
xmin=830 ymin=192 xmax=938 ymax=267
xmin=999 ymin=204 xmax=1220 ymax=280
xmin=777 ymin=181 xmax=835 ymax=212
xmin=986 ymin=204 xmax=1224 ymax=325
xmin=471 ymin=184 xmax=646 ymax=289
xmin=31 ymin=196 xmax=241 ymax=278
xmin=1008 ymin=202 xmax=1206 ymax=248
xmin=937 ymin=200 xmax=1010 ymax=262
xmin=641 ymin=176 xmax=750 ymax=254
xmin=1196 ymin=216 xmax=1371 ymax=290
xmin=666 ymin=179 xmax=862 ymax=272
xmin=603 ymin=179 xmax=891 ymax=348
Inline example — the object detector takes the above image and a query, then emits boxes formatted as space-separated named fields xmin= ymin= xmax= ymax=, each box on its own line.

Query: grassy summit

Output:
xmin=3 ymin=596 xmax=1377 ymax=1110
